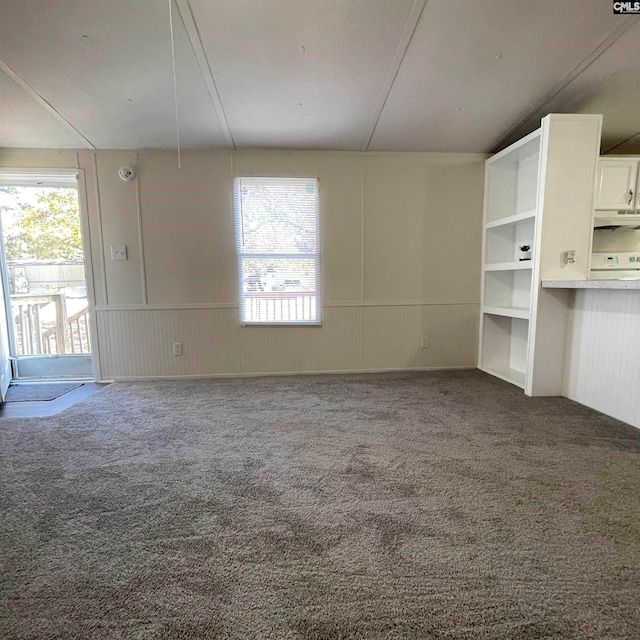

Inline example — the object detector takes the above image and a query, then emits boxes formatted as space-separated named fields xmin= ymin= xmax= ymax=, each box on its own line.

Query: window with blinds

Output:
xmin=234 ymin=177 xmax=321 ymax=325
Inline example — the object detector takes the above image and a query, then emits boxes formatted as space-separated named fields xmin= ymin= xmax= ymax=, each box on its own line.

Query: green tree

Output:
xmin=4 ymin=188 xmax=83 ymax=261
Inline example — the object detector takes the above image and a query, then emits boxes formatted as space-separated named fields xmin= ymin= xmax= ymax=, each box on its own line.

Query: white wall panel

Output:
xmin=238 ymin=306 xmax=363 ymax=374
xmin=423 ymin=303 xmax=480 ymax=368
xmin=363 ymin=303 xmax=478 ymax=370
xmin=0 ymin=148 xmax=78 ymax=169
xmin=363 ymin=304 xmax=424 ymax=369
xmin=96 ymin=308 xmax=241 ymax=379
xmin=96 ymin=303 xmax=478 ymax=379
xmin=95 ymin=151 xmax=144 ymax=305
xmin=0 ymin=148 xmax=78 ymax=167
xmin=363 ymin=155 xmax=485 ymax=302
xmin=565 ymin=290 xmax=640 ymax=429
xmin=137 ymin=152 xmax=236 ymax=305
xmin=422 ymin=158 xmax=485 ymax=302
xmin=363 ymin=156 xmax=428 ymax=301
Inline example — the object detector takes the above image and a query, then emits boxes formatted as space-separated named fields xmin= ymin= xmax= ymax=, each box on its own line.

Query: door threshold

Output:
xmin=12 ymin=377 xmax=94 ymax=384
xmin=0 ymin=382 xmax=108 ymax=417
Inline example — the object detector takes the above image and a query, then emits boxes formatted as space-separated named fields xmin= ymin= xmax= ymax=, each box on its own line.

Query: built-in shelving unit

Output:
xmin=478 ymin=114 xmax=603 ymax=396
xmin=479 ymin=129 xmax=540 ymax=389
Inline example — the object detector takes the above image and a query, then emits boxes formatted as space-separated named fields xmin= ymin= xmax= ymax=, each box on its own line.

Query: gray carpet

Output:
xmin=1 ymin=370 xmax=639 ymax=639
xmin=4 ymin=382 xmax=83 ymax=403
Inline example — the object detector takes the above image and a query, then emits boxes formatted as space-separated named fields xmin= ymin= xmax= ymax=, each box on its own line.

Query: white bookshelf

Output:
xmin=478 ymin=114 xmax=603 ymax=396
xmin=479 ymin=128 xmax=540 ymax=389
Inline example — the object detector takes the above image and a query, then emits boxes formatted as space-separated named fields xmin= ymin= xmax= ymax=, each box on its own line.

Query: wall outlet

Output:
xmin=172 ymin=342 xmax=183 ymax=356
xmin=111 ymin=244 xmax=127 ymax=261
xmin=563 ymin=249 xmax=576 ymax=265
xmin=421 ymin=335 xmax=429 ymax=349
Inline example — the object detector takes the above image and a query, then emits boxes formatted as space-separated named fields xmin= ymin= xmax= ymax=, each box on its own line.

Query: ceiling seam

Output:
xmin=0 ymin=59 xmax=96 ymax=149
xmin=359 ymin=0 xmax=428 ymax=152
xmin=491 ymin=16 xmax=639 ymax=153
xmin=603 ymin=130 xmax=640 ymax=154
xmin=175 ymin=0 xmax=235 ymax=149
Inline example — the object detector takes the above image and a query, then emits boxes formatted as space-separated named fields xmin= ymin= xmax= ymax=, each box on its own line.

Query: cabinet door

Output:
xmin=595 ymin=160 xmax=638 ymax=210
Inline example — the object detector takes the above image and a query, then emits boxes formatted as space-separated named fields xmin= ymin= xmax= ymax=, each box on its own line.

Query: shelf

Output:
xmin=485 ymin=217 xmax=535 ymax=264
xmin=485 ymin=133 xmax=541 ymax=223
xmin=480 ymin=314 xmax=529 ymax=390
xmin=483 ymin=270 xmax=531 ymax=311
xmin=485 ymin=209 xmax=536 ymax=229
xmin=482 ymin=306 xmax=530 ymax=320
xmin=487 ymin=128 xmax=541 ymax=164
xmin=484 ymin=261 xmax=533 ymax=272
xmin=479 ymin=365 xmax=526 ymax=389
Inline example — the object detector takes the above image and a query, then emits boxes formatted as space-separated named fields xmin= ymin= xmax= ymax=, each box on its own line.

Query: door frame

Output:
xmin=0 ymin=167 xmax=101 ymax=382
xmin=0 ymin=230 xmax=12 ymax=400
xmin=77 ymin=168 xmax=102 ymax=382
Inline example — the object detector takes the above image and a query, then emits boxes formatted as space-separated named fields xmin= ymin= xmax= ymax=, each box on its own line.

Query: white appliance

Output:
xmin=590 ymin=252 xmax=640 ymax=279
xmin=594 ymin=214 xmax=640 ymax=228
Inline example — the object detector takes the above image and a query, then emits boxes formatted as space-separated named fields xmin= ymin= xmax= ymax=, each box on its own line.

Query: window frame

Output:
xmin=234 ymin=176 xmax=321 ymax=327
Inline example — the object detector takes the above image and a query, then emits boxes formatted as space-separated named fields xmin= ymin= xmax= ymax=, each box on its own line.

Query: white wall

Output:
xmin=0 ymin=147 xmax=485 ymax=379
xmin=565 ymin=289 xmax=640 ymax=429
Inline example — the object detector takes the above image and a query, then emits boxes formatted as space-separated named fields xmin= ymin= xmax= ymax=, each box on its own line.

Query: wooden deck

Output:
xmin=10 ymin=293 xmax=91 ymax=355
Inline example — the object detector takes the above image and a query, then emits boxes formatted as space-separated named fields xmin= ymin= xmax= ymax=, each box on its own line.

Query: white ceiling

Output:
xmin=1 ymin=0 xmax=639 ymax=154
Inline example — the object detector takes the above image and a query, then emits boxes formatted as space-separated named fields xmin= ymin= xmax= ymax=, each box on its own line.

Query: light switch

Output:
xmin=111 ymin=244 xmax=127 ymax=261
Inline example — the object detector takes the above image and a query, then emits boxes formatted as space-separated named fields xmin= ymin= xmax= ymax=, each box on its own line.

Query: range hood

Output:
xmin=594 ymin=214 xmax=640 ymax=229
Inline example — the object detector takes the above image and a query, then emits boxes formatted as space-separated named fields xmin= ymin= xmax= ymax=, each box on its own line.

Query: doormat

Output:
xmin=4 ymin=383 xmax=84 ymax=403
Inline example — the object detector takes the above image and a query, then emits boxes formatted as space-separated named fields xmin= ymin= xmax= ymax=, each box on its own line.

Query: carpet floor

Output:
xmin=1 ymin=370 xmax=639 ymax=639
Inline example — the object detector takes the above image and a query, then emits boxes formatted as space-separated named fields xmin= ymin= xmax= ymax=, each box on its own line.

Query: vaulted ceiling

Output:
xmin=1 ymin=0 xmax=639 ymax=153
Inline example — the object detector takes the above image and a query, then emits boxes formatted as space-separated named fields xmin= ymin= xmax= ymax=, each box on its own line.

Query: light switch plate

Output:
xmin=111 ymin=244 xmax=127 ymax=261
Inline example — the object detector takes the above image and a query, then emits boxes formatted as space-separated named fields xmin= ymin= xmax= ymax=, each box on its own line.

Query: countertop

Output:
xmin=542 ymin=279 xmax=640 ymax=289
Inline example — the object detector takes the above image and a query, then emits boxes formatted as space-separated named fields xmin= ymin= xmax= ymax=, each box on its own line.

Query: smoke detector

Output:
xmin=118 ymin=166 xmax=136 ymax=182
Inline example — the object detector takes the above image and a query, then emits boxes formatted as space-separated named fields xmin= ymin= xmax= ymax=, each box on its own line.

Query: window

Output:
xmin=234 ymin=177 xmax=320 ymax=325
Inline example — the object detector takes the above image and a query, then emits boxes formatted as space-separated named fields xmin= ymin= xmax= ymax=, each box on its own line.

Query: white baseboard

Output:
xmin=101 ymin=365 xmax=476 ymax=383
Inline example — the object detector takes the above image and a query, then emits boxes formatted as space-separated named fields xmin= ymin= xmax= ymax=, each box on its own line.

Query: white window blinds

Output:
xmin=234 ymin=177 xmax=320 ymax=324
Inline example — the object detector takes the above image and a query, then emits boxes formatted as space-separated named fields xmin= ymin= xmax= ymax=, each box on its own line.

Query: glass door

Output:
xmin=0 ymin=172 xmax=93 ymax=379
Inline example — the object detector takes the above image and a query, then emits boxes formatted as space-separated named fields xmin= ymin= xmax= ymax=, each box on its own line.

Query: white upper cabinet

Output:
xmin=594 ymin=159 xmax=639 ymax=211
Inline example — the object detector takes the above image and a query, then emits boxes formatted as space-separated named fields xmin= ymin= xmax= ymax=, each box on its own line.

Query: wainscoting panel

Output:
xmin=362 ymin=304 xmax=479 ymax=370
xmin=565 ymin=290 xmax=640 ymax=429
xmin=96 ymin=308 xmax=241 ymax=378
xmin=422 ymin=303 xmax=480 ymax=368
xmin=96 ymin=303 xmax=479 ymax=379
xmin=363 ymin=305 xmax=424 ymax=370
xmin=238 ymin=306 xmax=363 ymax=374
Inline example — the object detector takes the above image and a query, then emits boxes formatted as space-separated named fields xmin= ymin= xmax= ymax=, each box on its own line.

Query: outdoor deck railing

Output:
xmin=10 ymin=293 xmax=91 ymax=355
xmin=243 ymin=291 xmax=317 ymax=323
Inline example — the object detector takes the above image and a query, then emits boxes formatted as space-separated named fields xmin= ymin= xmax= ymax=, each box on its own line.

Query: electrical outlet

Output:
xmin=563 ymin=249 xmax=576 ymax=265
xmin=173 ymin=342 xmax=183 ymax=356
xmin=111 ymin=244 xmax=127 ymax=261
xmin=421 ymin=335 xmax=429 ymax=349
